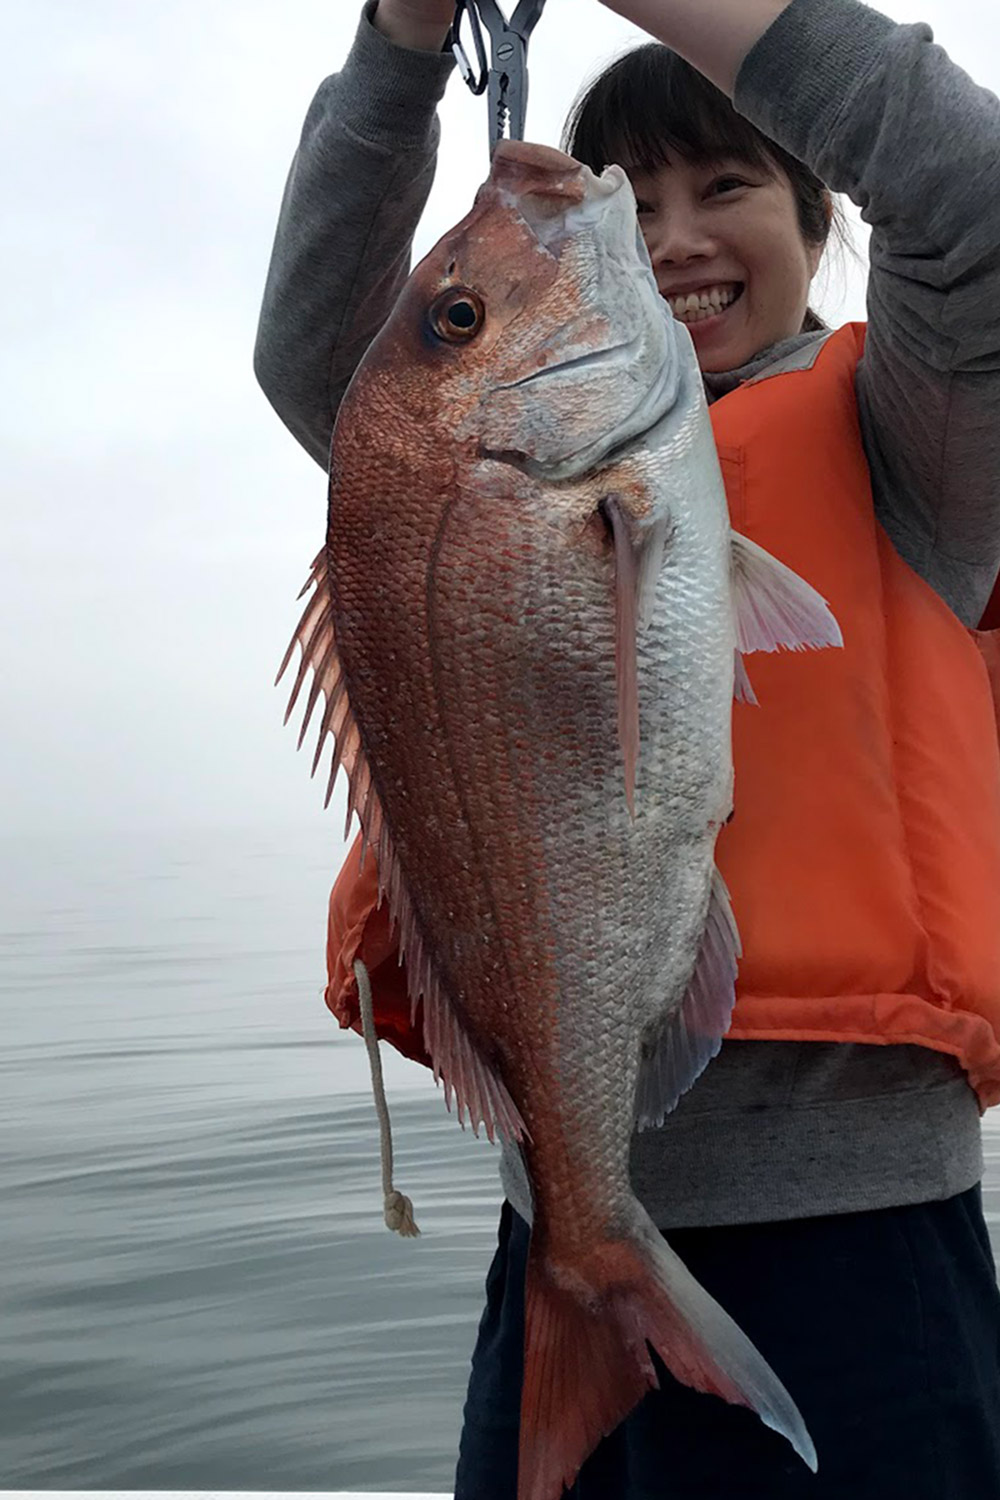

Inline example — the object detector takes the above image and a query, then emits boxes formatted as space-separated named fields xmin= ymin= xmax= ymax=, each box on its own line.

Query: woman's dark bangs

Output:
xmin=565 ymin=44 xmax=774 ymax=177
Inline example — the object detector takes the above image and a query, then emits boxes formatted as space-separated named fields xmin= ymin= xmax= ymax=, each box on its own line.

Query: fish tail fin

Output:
xmin=518 ymin=1218 xmax=816 ymax=1500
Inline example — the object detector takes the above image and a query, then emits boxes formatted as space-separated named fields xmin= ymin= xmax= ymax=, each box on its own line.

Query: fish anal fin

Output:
xmin=518 ymin=1221 xmax=816 ymax=1500
xmin=730 ymin=530 xmax=843 ymax=656
xmin=635 ymin=867 xmax=741 ymax=1130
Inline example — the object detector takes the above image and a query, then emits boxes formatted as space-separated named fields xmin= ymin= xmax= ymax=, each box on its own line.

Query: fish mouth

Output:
xmin=482 ymin=308 xmax=683 ymax=483
xmin=475 ymin=148 xmax=686 ymax=480
xmin=498 ymin=334 xmax=644 ymax=393
xmin=489 ymin=142 xmax=628 ymax=255
xmin=480 ymin=337 xmax=689 ymax=483
xmin=490 ymin=141 xmax=619 ymax=248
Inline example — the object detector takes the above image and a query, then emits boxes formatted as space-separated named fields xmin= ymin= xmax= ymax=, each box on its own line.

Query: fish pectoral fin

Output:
xmin=733 ymin=649 xmax=758 ymax=705
xmin=634 ymin=866 xmax=741 ymax=1130
xmin=730 ymin=530 xmax=843 ymax=656
xmin=602 ymin=496 xmax=673 ymax=816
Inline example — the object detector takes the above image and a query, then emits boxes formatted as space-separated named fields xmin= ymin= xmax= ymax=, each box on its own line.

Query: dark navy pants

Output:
xmin=455 ymin=1187 xmax=1000 ymax=1498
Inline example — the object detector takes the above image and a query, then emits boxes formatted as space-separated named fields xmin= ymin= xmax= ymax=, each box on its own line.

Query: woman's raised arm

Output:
xmin=253 ymin=2 xmax=455 ymax=469
xmin=598 ymin=0 xmax=794 ymax=94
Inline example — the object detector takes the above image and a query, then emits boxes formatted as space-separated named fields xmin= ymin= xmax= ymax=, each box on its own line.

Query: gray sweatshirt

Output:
xmin=255 ymin=0 xmax=1000 ymax=1228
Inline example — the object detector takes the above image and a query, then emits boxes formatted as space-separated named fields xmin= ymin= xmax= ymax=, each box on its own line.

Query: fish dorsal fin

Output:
xmin=278 ymin=550 xmax=528 ymax=1148
xmin=634 ymin=867 xmax=741 ymax=1130
xmin=276 ymin=550 xmax=356 ymax=812
xmin=372 ymin=800 xmax=527 ymax=1146
xmin=603 ymin=497 xmax=673 ymax=815
xmin=730 ymin=530 xmax=843 ymax=655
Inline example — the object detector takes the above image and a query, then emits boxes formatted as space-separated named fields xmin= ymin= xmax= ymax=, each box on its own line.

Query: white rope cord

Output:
xmin=355 ymin=957 xmax=420 ymax=1237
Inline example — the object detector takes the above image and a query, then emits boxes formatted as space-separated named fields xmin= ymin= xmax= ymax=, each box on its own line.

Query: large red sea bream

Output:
xmin=280 ymin=139 xmax=841 ymax=1499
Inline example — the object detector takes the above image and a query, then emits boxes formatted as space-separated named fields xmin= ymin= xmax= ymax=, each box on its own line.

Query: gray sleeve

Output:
xmin=253 ymin=2 xmax=455 ymax=469
xmin=735 ymin=0 xmax=1000 ymax=625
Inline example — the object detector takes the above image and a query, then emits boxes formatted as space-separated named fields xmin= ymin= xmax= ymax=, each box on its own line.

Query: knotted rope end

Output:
xmin=384 ymin=1188 xmax=421 ymax=1238
xmin=355 ymin=957 xmax=421 ymax=1240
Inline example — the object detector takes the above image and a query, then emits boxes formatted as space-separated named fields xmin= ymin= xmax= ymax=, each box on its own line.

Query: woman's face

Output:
xmin=627 ymin=153 xmax=826 ymax=373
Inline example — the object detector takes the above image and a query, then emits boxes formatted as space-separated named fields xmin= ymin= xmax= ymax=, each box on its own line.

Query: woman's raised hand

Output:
xmin=373 ymin=0 xmax=455 ymax=52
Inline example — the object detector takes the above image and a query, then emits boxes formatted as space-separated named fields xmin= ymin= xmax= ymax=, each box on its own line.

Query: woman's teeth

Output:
xmin=669 ymin=284 xmax=741 ymax=323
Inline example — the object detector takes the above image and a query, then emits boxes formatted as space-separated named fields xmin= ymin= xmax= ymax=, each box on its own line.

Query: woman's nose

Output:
xmin=643 ymin=207 xmax=716 ymax=268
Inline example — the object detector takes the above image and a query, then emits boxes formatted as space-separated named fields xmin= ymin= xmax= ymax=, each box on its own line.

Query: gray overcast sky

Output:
xmin=3 ymin=0 xmax=998 ymax=846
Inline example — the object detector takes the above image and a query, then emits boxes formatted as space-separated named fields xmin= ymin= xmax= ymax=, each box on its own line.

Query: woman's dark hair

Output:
xmin=563 ymin=43 xmax=848 ymax=335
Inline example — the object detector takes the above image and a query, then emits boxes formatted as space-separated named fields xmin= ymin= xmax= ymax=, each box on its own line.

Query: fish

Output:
xmin=279 ymin=138 xmax=842 ymax=1500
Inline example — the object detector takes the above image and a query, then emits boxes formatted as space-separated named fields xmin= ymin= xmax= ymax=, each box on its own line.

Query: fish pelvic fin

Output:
xmin=635 ymin=865 xmax=741 ymax=1130
xmin=519 ymin=1216 xmax=817 ymax=1500
xmin=603 ymin=495 xmax=673 ymax=816
xmin=730 ymin=530 xmax=843 ymax=657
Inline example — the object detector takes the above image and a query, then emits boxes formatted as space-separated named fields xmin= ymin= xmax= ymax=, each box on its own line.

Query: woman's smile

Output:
xmin=629 ymin=156 xmax=824 ymax=372
xmin=666 ymin=281 xmax=743 ymax=320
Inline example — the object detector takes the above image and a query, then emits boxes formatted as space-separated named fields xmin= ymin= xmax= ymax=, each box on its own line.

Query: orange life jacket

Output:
xmin=323 ymin=322 xmax=1000 ymax=1107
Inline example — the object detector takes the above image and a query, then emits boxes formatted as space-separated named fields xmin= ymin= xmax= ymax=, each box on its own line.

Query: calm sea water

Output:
xmin=1 ymin=826 xmax=502 ymax=1492
xmin=4 ymin=825 xmax=1000 ymax=1491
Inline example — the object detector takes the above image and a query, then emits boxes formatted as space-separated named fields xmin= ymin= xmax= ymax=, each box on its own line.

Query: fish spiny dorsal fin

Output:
xmin=730 ymin=530 xmax=843 ymax=656
xmin=277 ymin=550 xmax=334 ymax=717
xmin=278 ymin=549 xmax=528 ymax=1149
xmin=276 ymin=549 xmax=364 ymax=820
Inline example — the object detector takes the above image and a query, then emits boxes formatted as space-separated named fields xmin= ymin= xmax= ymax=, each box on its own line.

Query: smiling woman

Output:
xmin=562 ymin=39 xmax=845 ymax=369
xmin=253 ymin=0 xmax=1000 ymax=1496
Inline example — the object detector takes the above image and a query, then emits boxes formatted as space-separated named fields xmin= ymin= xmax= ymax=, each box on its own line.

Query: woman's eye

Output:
xmin=710 ymin=176 xmax=746 ymax=195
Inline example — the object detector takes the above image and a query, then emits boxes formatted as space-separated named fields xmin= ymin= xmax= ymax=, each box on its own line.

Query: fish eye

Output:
xmin=428 ymin=287 xmax=485 ymax=343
